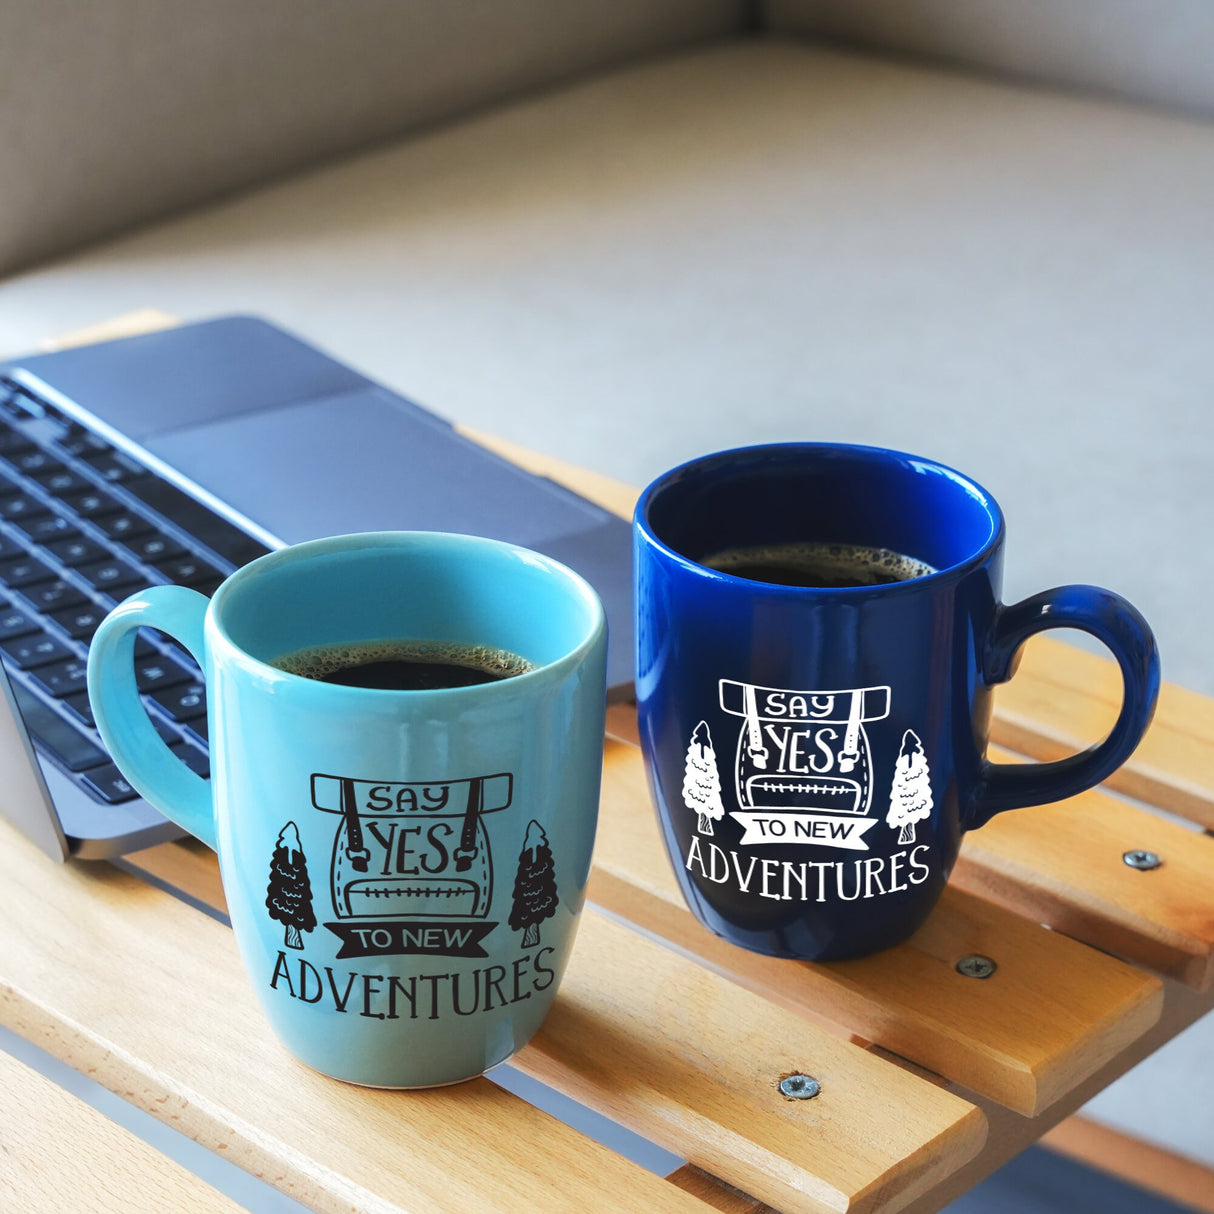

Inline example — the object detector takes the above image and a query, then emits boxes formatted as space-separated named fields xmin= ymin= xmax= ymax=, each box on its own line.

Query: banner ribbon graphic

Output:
xmin=730 ymin=812 xmax=878 ymax=851
xmin=324 ymin=919 xmax=498 ymax=959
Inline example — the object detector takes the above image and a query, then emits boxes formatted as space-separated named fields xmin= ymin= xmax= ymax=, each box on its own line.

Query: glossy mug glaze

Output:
xmin=88 ymin=532 xmax=607 ymax=1086
xmin=634 ymin=444 xmax=1159 ymax=961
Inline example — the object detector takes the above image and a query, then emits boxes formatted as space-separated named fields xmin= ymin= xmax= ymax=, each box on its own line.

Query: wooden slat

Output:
xmin=1042 ymin=1115 xmax=1214 ymax=1214
xmin=898 ymin=974 xmax=1214 ymax=1214
xmin=993 ymin=635 xmax=1214 ymax=830
xmin=0 ymin=1049 xmax=243 ymax=1214
xmin=515 ymin=909 xmax=987 ymax=1214
xmin=668 ymin=1165 xmax=776 ymax=1214
xmin=125 ymin=837 xmax=227 ymax=913
xmin=122 ymin=840 xmax=987 ymax=1214
xmin=954 ymin=750 xmax=1214 ymax=990
xmin=591 ymin=739 xmax=1163 ymax=1117
xmin=0 ymin=820 xmax=713 ymax=1214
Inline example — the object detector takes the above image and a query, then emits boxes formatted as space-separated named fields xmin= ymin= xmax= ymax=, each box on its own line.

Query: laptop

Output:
xmin=0 ymin=316 xmax=633 ymax=861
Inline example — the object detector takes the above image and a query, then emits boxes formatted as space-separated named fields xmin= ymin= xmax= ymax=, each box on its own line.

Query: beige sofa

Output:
xmin=1 ymin=0 xmax=1211 ymax=1179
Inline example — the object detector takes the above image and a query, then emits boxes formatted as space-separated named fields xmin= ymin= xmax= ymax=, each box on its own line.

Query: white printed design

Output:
xmin=718 ymin=680 xmax=890 ymax=852
xmin=684 ymin=680 xmax=938 ymax=905
xmin=886 ymin=730 xmax=933 ymax=844
xmin=683 ymin=721 xmax=725 ymax=835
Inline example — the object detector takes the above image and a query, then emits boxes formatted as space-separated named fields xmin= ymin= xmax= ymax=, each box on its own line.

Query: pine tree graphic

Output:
xmin=265 ymin=821 xmax=317 ymax=949
xmin=886 ymin=730 xmax=933 ymax=845
xmin=682 ymin=720 xmax=725 ymax=835
xmin=509 ymin=820 xmax=559 ymax=948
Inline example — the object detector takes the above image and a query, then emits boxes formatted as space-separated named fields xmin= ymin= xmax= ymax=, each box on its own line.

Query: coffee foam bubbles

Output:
xmin=271 ymin=638 xmax=535 ymax=682
xmin=704 ymin=541 xmax=935 ymax=584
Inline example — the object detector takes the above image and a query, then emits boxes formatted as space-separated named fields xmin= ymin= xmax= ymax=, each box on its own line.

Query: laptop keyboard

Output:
xmin=0 ymin=378 xmax=272 ymax=805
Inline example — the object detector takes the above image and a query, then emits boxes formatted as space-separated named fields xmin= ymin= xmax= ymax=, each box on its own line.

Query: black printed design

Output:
xmin=265 ymin=821 xmax=317 ymax=949
xmin=509 ymin=820 xmax=559 ymax=947
xmin=311 ymin=772 xmax=512 ymax=958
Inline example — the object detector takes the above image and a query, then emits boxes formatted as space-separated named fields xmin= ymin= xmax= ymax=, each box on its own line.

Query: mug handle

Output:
xmin=86 ymin=585 xmax=216 ymax=849
xmin=964 ymin=584 xmax=1160 ymax=829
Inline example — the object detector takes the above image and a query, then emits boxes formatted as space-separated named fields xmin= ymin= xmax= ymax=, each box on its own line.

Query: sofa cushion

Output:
xmin=0 ymin=0 xmax=745 ymax=275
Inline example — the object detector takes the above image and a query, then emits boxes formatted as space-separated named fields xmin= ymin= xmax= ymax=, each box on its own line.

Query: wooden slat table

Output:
xmin=0 ymin=345 xmax=1211 ymax=1211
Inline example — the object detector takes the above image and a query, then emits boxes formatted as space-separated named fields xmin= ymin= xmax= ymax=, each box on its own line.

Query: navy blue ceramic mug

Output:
xmin=634 ymin=444 xmax=1159 ymax=961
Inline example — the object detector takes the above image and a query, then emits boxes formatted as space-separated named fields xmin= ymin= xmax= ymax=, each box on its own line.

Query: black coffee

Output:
xmin=702 ymin=541 xmax=934 ymax=588
xmin=271 ymin=640 xmax=533 ymax=690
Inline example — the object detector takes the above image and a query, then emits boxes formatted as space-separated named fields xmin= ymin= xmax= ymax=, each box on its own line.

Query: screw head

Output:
xmin=955 ymin=954 xmax=997 ymax=979
xmin=778 ymin=1073 xmax=821 ymax=1100
xmin=1123 ymin=849 xmax=1162 ymax=871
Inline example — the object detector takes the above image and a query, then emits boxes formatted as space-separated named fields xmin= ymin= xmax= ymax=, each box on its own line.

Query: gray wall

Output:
xmin=0 ymin=0 xmax=745 ymax=276
xmin=769 ymin=0 xmax=1214 ymax=118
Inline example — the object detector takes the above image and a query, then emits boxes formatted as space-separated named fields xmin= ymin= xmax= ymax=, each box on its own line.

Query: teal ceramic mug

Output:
xmin=87 ymin=532 xmax=607 ymax=1087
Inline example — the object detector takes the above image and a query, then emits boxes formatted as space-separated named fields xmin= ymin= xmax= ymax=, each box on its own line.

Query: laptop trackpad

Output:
xmin=144 ymin=387 xmax=609 ymax=547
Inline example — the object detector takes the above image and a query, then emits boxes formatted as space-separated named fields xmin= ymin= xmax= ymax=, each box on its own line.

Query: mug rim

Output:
xmin=634 ymin=442 xmax=1006 ymax=596
xmin=204 ymin=530 xmax=607 ymax=697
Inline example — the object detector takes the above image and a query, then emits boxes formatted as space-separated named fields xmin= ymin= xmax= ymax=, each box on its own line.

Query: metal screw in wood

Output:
xmin=778 ymin=1073 xmax=821 ymax=1100
xmin=1122 ymin=849 xmax=1162 ymax=870
xmin=955 ymin=954 xmax=997 ymax=979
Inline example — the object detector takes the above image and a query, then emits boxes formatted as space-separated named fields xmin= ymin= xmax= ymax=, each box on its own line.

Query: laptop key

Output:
xmin=76 ymin=556 xmax=145 ymax=594
xmin=120 ymin=532 xmax=185 ymax=563
xmin=6 ymin=392 xmax=45 ymax=420
xmin=58 ymin=428 xmax=109 ymax=458
xmin=3 ymin=449 xmax=65 ymax=478
xmin=62 ymin=691 xmax=95 ymax=728
xmin=135 ymin=654 xmax=191 ymax=694
xmin=170 ymin=742 xmax=210 ymax=779
xmin=94 ymin=510 xmax=154 ymax=542
xmin=99 ymin=580 xmax=160 ymax=610
xmin=0 ymin=552 xmax=56 ymax=589
xmin=13 ymin=515 xmax=80 ymax=544
xmin=164 ymin=643 xmax=202 ymax=677
xmin=24 ymin=710 xmax=108 ymax=773
xmin=0 ymin=531 xmax=26 ymax=560
xmin=81 ymin=449 xmax=145 ymax=483
xmin=60 ymin=487 xmax=122 ymax=520
xmin=33 ymin=467 xmax=92 ymax=495
xmin=0 ymin=630 xmax=73 ymax=669
xmin=149 ymin=681 xmax=206 ymax=723
xmin=9 ymin=682 xmax=100 ymax=771
xmin=151 ymin=715 xmax=179 ymax=744
xmin=153 ymin=554 xmax=224 ymax=587
xmin=0 ymin=493 xmax=49 ymax=523
xmin=0 ymin=605 xmax=40 ymax=640
xmin=22 ymin=579 xmax=89 ymax=613
xmin=79 ymin=763 xmax=139 ymax=804
xmin=183 ymin=714 xmax=209 ymax=744
xmin=29 ymin=656 xmax=89 ymax=699
xmin=124 ymin=475 xmax=269 ymax=567
xmin=48 ymin=603 xmax=106 ymax=640
xmin=192 ymin=576 xmax=226 ymax=598
xmin=45 ymin=535 xmax=109 ymax=566
xmin=0 ymin=427 xmax=34 ymax=457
